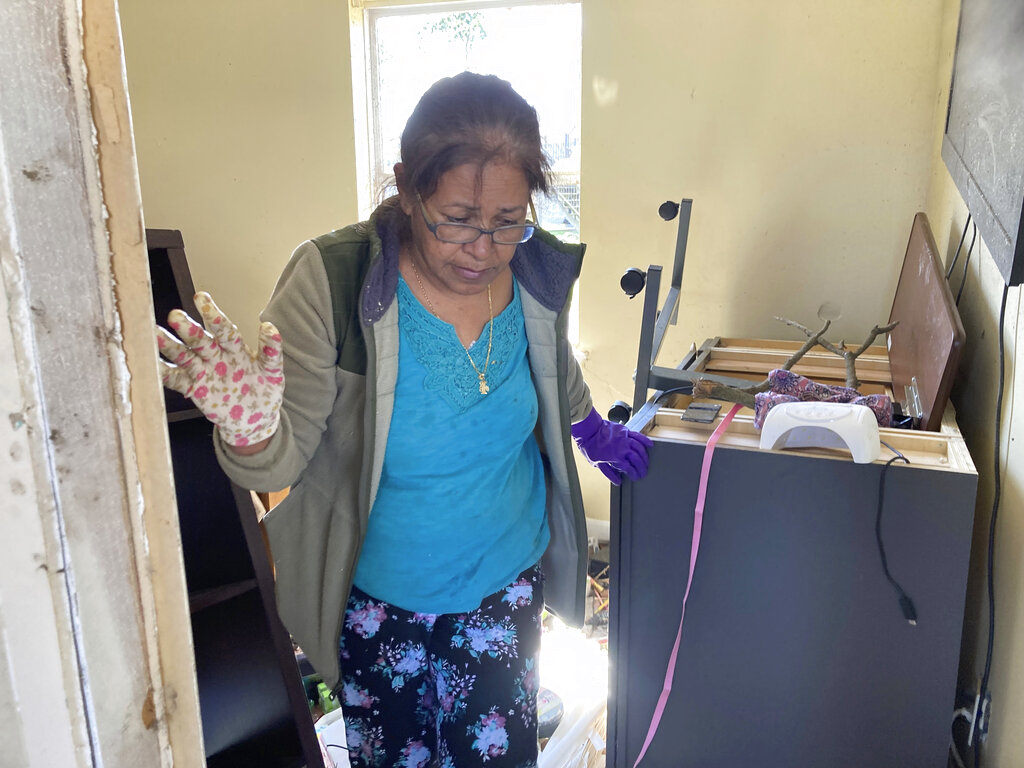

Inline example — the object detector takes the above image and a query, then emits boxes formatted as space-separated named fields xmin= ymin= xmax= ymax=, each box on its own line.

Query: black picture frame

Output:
xmin=941 ymin=0 xmax=1024 ymax=287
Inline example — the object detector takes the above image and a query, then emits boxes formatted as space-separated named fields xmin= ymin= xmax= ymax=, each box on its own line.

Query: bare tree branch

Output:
xmin=775 ymin=316 xmax=899 ymax=389
xmin=691 ymin=379 xmax=757 ymax=408
xmin=751 ymin=318 xmax=832 ymax=392
xmin=815 ymin=337 xmax=846 ymax=356
xmin=851 ymin=321 xmax=899 ymax=357
xmin=689 ymin=316 xmax=899 ymax=402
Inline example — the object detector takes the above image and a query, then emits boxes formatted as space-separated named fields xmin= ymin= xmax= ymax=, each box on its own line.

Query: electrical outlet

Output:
xmin=968 ymin=684 xmax=983 ymax=747
xmin=978 ymin=692 xmax=992 ymax=740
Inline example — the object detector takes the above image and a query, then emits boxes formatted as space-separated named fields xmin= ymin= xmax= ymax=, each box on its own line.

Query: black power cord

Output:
xmin=955 ymin=222 xmax=978 ymax=307
xmin=653 ymin=383 xmax=695 ymax=405
xmin=973 ymin=282 xmax=1010 ymax=768
xmin=875 ymin=443 xmax=916 ymax=624
xmin=946 ymin=214 xmax=972 ymax=280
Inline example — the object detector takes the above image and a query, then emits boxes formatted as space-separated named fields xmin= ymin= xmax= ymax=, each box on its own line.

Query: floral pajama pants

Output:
xmin=338 ymin=564 xmax=543 ymax=768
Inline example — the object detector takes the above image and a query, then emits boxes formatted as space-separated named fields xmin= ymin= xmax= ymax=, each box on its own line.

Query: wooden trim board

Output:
xmin=646 ymin=403 xmax=975 ymax=473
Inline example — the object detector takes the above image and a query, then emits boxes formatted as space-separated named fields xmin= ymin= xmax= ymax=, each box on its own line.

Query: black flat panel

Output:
xmin=609 ymin=440 xmax=976 ymax=768
xmin=942 ymin=0 xmax=1024 ymax=286
xmin=192 ymin=590 xmax=296 ymax=758
xmin=167 ymin=417 xmax=256 ymax=594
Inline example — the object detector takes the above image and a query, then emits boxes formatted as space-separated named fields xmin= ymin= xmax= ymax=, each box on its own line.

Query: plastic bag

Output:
xmin=538 ymin=697 xmax=607 ymax=768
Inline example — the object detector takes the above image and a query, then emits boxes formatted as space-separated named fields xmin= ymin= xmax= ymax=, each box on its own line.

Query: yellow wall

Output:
xmin=575 ymin=1 xmax=946 ymax=517
xmin=923 ymin=1 xmax=1024 ymax=762
xmin=122 ymin=1 xmax=1024 ymax=761
xmin=119 ymin=0 xmax=359 ymax=341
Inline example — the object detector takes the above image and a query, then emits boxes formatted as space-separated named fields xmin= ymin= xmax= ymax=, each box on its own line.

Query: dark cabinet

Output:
xmin=148 ymin=230 xmax=322 ymax=767
xmin=608 ymin=378 xmax=977 ymax=767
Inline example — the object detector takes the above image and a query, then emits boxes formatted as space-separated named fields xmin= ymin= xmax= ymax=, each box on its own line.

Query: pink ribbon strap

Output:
xmin=632 ymin=403 xmax=743 ymax=767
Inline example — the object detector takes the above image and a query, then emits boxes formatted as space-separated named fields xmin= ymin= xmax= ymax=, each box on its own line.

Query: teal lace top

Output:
xmin=352 ymin=276 xmax=549 ymax=613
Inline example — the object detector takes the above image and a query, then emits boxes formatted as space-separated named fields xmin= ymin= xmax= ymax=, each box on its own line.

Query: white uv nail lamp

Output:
xmin=758 ymin=401 xmax=881 ymax=464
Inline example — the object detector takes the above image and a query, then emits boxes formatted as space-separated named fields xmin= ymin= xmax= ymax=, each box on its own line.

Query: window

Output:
xmin=351 ymin=0 xmax=582 ymax=245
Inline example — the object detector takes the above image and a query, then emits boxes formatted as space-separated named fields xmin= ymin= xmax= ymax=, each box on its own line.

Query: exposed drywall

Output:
xmin=0 ymin=204 xmax=87 ymax=768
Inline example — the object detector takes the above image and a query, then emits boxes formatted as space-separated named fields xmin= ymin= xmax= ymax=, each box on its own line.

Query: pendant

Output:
xmin=478 ymin=375 xmax=489 ymax=395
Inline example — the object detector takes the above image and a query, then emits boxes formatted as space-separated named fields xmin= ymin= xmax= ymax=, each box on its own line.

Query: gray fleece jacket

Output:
xmin=214 ymin=201 xmax=593 ymax=689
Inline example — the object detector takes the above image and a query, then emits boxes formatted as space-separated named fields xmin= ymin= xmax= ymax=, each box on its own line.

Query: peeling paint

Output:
xmin=93 ymin=84 xmax=121 ymax=143
xmin=141 ymin=688 xmax=156 ymax=729
xmin=9 ymin=412 xmax=25 ymax=430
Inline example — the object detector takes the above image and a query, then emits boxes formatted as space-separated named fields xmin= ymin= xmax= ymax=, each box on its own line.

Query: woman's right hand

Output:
xmin=156 ymin=291 xmax=285 ymax=449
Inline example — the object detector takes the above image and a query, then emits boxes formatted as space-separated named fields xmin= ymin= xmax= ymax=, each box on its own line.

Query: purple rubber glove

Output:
xmin=571 ymin=407 xmax=654 ymax=485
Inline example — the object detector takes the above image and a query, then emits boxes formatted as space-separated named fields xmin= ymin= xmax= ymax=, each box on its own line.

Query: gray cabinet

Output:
xmin=608 ymin=399 xmax=977 ymax=767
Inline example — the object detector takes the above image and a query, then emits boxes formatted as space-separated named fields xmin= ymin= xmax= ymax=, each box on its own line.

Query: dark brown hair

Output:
xmin=399 ymin=72 xmax=550 ymax=201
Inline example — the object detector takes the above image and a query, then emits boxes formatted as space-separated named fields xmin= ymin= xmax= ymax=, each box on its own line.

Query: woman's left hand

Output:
xmin=571 ymin=407 xmax=654 ymax=485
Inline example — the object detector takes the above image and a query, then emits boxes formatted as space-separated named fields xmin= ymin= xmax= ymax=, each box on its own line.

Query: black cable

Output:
xmin=950 ymin=708 xmax=973 ymax=768
xmin=956 ymin=223 xmax=978 ymax=306
xmin=950 ymin=706 xmax=976 ymax=768
xmin=654 ymin=383 xmax=695 ymax=404
xmin=946 ymin=214 xmax=972 ymax=279
xmin=974 ymin=282 xmax=1010 ymax=768
xmin=876 ymin=450 xmax=916 ymax=624
xmin=879 ymin=440 xmax=904 ymax=458
xmin=325 ymin=743 xmax=350 ymax=751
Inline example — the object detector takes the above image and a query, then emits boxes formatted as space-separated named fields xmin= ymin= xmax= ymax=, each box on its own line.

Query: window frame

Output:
xmin=348 ymin=0 xmax=581 ymax=218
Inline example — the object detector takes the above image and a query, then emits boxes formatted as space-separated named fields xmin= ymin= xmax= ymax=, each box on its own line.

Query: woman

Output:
xmin=158 ymin=72 xmax=651 ymax=767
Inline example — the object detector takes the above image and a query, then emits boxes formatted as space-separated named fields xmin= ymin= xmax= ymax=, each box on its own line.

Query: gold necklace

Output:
xmin=410 ymin=262 xmax=494 ymax=395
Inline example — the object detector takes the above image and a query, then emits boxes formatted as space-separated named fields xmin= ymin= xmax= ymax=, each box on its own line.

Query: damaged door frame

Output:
xmin=0 ymin=1 xmax=202 ymax=765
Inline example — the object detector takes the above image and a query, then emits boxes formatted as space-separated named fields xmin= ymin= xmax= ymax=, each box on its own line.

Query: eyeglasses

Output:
xmin=417 ymin=198 xmax=535 ymax=245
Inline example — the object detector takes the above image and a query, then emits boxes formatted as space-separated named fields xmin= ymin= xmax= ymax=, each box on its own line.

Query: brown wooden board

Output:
xmin=887 ymin=213 xmax=966 ymax=432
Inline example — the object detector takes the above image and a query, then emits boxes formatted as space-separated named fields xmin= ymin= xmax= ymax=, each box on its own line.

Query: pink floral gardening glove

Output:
xmin=156 ymin=292 xmax=284 ymax=448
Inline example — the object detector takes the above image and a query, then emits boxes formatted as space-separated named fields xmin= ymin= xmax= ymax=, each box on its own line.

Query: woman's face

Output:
xmin=401 ymin=160 xmax=530 ymax=299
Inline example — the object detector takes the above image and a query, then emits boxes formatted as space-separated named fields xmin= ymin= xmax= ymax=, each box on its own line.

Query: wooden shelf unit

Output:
xmin=148 ymin=229 xmax=322 ymax=767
